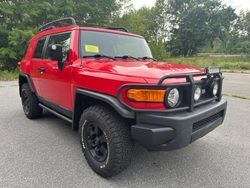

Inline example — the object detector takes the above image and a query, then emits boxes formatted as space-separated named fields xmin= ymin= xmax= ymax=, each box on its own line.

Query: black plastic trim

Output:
xmin=158 ymin=72 xmax=206 ymax=85
xmin=72 ymin=88 xmax=135 ymax=130
xmin=132 ymin=99 xmax=227 ymax=151
xmin=104 ymin=26 xmax=129 ymax=32
xmin=131 ymin=124 xmax=175 ymax=146
xmin=38 ymin=96 xmax=72 ymax=118
xmin=41 ymin=35 xmax=50 ymax=59
xmin=19 ymin=73 xmax=35 ymax=94
xmin=38 ymin=104 xmax=72 ymax=123
xmin=75 ymin=89 xmax=134 ymax=118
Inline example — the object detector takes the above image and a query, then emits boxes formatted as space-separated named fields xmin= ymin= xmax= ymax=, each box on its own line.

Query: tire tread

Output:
xmin=21 ymin=83 xmax=42 ymax=119
xmin=79 ymin=104 xmax=133 ymax=178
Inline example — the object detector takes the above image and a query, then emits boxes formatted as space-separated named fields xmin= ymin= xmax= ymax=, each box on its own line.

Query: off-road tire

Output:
xmin=21 ymin=83 xmax=42 ymax=119
xmin=79 ymin=105 xmax=133 ymax=178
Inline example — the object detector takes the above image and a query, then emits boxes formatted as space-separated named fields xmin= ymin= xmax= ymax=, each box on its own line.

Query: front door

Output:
xmin=38 ymin=32 xmax=73 ymax=113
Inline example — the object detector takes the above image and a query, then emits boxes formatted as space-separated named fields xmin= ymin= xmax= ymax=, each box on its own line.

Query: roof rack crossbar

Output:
xmin=38 ymin=17 xmax=129 ymax=33
xmin=38 ymin=17 xmax=77 ymax=32
xmin=104 ymin=26 xmax=129 ymax=32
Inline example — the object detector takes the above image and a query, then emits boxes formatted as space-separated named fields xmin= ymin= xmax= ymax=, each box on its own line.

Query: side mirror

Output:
xmin=49 ymin=44 xmax=64 ymax=70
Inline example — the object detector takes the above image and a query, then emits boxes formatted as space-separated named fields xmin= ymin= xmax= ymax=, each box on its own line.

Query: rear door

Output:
xmin=30 ymin=36 xmax=48 ymax=95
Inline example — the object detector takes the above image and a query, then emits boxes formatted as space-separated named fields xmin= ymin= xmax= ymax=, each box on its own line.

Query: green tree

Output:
xmin=165 ymin=0 xmax=237 ymax=56
xmin=226 ymin=11 xmax=250 ymax=54
xmin=237 ymin=11 xmax=250 ymax=38
xmin=0 ymin=0 xmax=127 ymax=70
xmin=0 ymin=0 xmax=246 ymax=70
xmin=114 ymin=5 xmax=167 ymax=60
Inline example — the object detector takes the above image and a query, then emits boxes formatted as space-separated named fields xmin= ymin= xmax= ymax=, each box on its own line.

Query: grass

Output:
xmin=0 ymin=70 xmax=19 ymax=81
xmin=166 ymin=56 xmax=250 ymax=70
xmin=0 ymin=56 xmax=250 ymax=80
xmin=223 ymin=93 xmax=250 ymax=100
xmin=222 ymin=69 xmax=250 ymax=74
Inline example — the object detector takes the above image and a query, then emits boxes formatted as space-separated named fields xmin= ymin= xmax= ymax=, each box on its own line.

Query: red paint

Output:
xmin=19 ymin=26 xmax=205 ymax=111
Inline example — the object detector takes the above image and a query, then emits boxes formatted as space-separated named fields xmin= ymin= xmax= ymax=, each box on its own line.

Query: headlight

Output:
xmin=194 ymin=86 xmax=202 ymax=101
xmin=212 ymin=82 xmax=219 ymax=96
xmin=166 ymin=88 xmax=180 ymax=108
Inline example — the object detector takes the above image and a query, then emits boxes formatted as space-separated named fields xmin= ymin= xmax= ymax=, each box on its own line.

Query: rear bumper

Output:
xmin=131 ymin=99 xmax=227 ymax=151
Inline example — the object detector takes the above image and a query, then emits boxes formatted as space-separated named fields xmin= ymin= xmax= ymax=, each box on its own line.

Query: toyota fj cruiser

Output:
xmin=18 ymin=17 xmax=227 ymax=178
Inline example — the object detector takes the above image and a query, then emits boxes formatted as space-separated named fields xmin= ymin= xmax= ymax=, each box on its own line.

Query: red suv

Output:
xmin=18 ymin=17 xmax=227 ymax=178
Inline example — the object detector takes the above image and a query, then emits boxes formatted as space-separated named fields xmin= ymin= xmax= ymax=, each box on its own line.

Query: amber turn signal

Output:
xmin=126 ymin=89 xmax=165 ymax=103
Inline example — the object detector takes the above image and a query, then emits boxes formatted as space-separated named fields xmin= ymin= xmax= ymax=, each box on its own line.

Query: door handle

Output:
xmin=38 ymin=67 xmax=46 ymax=73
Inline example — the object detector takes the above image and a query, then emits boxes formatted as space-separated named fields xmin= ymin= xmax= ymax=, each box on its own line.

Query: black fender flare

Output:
xmin=72 ymin=88 xmax=135 ymax=130
xmin=19 ymin=73 xmax=35 ymax=96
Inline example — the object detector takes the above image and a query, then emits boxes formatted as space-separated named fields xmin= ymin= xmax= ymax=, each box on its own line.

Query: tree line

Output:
xmin=0 ymin=0 xmax=249 ymax=70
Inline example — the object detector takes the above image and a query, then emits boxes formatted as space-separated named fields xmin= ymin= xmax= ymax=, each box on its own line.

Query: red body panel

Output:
xmin=19 ymin=26 xmax=204 ymax=111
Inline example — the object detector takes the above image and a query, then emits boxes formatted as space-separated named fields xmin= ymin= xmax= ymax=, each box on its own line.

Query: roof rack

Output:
xmin=104 ymin=27 xmax=129 ymax=32
xmin=38 ymin=17 xmax=129 ymax=33
xmin=38 ymin=17 xmax=77 ymax=32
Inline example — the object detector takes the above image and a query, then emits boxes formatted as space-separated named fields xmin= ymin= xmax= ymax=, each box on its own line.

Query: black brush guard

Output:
xmin=158 ymin=70 xmax=223 ymax=112
xmin=118 ymin=69 xmax=224 ymax=113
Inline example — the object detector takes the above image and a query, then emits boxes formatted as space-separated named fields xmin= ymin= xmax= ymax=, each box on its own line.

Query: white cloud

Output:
xmin=131 ymin=0 xmax=250 ymax=12
xmin=222 ymin=0 xmax=250 ymax=12
xmin=131 ymin=0 xmax=156 ymax=9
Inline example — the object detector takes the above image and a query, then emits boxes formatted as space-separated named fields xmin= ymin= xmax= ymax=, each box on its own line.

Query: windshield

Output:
xmin=80 ymin=30 xmax=153 ymax=59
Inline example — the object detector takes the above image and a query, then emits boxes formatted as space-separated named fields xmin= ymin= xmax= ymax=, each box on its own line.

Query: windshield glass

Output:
xmin=80 ymin=30 xmax=153 ymax=58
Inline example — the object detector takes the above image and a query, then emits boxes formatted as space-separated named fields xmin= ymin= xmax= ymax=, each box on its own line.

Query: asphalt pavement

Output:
xmin=223 ymin=73 xmax=250 ymax=98
xmin=0 ymin=73 xmax=250 ymax=188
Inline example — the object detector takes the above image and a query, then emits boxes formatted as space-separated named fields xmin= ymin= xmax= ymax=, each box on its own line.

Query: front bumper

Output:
xmin=131 ymin=99 xmax=227 ymax=151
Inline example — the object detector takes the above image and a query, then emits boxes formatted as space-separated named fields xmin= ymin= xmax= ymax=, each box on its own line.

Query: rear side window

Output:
xmin=44 ymin=32 xmax=71 ymax=62
xmin=33 ymin=37 xmax=46 ymax=59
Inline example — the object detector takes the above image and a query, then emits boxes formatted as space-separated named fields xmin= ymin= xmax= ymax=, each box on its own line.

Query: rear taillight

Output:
xmin=17 ymin=61 xmax=21 ymax=68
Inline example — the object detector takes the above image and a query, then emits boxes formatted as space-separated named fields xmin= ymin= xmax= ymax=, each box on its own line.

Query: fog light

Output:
xmin=194 ymin=87 xmax=202 ymax=101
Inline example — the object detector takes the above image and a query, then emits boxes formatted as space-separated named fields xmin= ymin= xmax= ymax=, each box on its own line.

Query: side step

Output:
xmin=39 ymin=103 xmax=72 ymax=123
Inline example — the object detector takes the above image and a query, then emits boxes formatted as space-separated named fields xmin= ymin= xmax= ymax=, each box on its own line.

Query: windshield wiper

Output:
xmin=114 ymin=55 xmax=139 ymax=60
xmin=138 ymin=56 xmax=157 ymax=61
xmin=82 ymin=54 xmax=115 ymax=60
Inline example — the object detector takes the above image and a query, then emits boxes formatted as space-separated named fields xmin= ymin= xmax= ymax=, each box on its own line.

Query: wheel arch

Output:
xmin=72 ymin=88 xmax=135 ymax=130
xmin=19 ymin=73 xmax=35 ymax=96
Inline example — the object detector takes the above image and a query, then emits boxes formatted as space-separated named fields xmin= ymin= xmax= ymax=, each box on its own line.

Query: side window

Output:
xmin=33 ymin=37 xmax=46 ymax=59
xmin=44 ymin=32 xmax=71 ymax=62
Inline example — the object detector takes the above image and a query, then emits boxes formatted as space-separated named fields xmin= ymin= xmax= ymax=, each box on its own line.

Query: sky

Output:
xmin=131 ymin=0 xmax=250 ymax=12
xmin=131 ymin=0 xmax=156 ymax=9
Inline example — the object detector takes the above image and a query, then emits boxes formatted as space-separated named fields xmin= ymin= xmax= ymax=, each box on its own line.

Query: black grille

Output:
xmin=192 ymin=110 xmax=224 ymax=132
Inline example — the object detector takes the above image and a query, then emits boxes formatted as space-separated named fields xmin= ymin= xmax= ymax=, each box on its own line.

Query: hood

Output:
xmin=83 ymin=59 xmax=204 ymax=80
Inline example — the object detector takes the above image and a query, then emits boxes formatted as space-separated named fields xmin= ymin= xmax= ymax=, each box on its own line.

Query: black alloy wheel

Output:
xmin=84 ymin=123 xmax=109 ymax=163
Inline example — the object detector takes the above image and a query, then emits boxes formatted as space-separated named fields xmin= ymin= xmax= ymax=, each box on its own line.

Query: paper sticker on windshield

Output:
xmin=85 ymin=45 xmax=99 ymax=53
